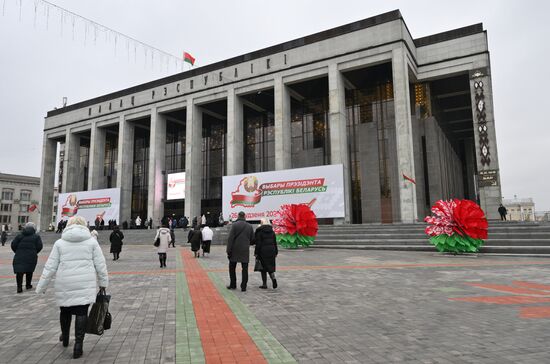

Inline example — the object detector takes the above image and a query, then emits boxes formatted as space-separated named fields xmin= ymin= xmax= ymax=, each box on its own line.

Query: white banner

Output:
xmin=222 ymin=164 xmax=345 ymax=221
xmin=56 ymin=188 xmax=120 ymax=225
xmin=167 ymin=172 xmax=186 ymax=200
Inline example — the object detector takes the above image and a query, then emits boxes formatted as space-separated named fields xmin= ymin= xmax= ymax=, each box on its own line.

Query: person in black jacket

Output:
xmin=188 ymin=226 xmax=202 ymax=258
xmin=109 ymin=226 xmax=124 ymax=261
xmin=253 ymin=218 xmax=278 ymax=289
xmin=1 ymin=228 xmax=7 ymax=246
xmin=226 ymin=211 xmax=254 ymax=291
xmin=11 ymin=222 xmax=43 ymax=293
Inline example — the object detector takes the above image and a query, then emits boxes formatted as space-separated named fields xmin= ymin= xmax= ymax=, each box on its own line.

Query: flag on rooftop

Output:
xmin=183 ymin=52 xmax=195 ymax=66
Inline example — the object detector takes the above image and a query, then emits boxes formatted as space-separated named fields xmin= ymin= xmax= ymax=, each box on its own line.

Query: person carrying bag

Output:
xmin=86 ymin=288 xmax=111 ymax=336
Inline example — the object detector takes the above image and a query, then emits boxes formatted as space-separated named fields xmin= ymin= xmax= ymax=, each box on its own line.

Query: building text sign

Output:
xmin=57 ymin=188 xmax=120 ymax=225
xmin=478 ymin=169 xmax=499 ymax=187
xmin=222 ymin=164 xmax=345 ymax=221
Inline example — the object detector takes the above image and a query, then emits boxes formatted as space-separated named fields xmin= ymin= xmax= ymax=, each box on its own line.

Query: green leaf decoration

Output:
xmin=428 ymin=234 xmax=484 ymax=254
xmin=276 ymin=233 xmax=315 ymax=249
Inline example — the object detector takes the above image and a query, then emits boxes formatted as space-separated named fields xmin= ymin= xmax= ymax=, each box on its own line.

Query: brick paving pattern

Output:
xmin=1 ymin=240 xmax=550 ymax=363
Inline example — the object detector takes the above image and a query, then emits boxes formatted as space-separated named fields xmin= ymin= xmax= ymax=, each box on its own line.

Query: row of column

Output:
xmin=40 ymin=50 xmax=420 ymax=230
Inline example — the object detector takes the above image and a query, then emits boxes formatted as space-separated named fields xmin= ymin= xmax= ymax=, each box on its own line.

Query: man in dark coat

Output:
xmin=498 ymin=204 xmax=507 ymax=221
xmin=226 ymin=211 xmax=254 ymax=291
xmin=109 ymin=226 xmax=124 ymax=260
xmin=11 ymin=222 xmax=43 ymax=293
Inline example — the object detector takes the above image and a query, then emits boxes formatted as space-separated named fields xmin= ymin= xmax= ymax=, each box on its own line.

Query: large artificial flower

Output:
xmin=273 ymin=203 xmax=318 ymax=249
xmin=452 ymin=199 xmax=488 ymax=240
xmin=424 ymin=199 xmax=488 ymax=254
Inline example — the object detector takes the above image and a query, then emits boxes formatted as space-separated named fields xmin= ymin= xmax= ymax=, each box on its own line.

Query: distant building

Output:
xmin=502 ymin=197 xmax=535 ymax=222
xmin=0 ymin=173 xmax=41 ymax=231
xmin=535 ymin=211 xmax=550 ymax=222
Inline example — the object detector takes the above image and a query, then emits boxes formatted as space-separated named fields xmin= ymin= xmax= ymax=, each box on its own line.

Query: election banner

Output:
xmin=167 ymin=172 xmax=186 ymax=200
xmin=222 ymin=164 xmax=345 ymax=221
xmin=56 ymin=188 xmax=120 ymax=225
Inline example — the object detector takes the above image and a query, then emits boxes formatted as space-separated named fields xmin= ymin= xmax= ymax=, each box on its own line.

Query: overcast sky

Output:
xmin=0 ymin=0 xmax=548 ymax=210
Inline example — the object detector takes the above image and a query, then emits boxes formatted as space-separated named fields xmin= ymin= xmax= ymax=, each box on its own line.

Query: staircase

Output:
xmin=312 ymin=221 xmax=550 ymax=254
xmin=36 ymin=221 xmax=550 ymax=255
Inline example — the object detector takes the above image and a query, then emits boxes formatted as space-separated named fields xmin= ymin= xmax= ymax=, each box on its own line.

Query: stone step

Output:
xmin=315 ymin=232 xmax=550 ymax=239
xmin=312 ymin=245 xmax=550 ymax=254
xmin=313 ymin=238 xmax=550 ymax=246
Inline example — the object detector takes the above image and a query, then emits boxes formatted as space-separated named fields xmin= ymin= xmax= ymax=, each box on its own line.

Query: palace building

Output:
xmin=39 ymin=10 xmax=502 ymax=229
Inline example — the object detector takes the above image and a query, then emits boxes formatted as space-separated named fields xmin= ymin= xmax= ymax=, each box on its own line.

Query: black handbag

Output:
xmin=154 ymin=237 xmax=160 ymax=247
xmin=104 ymin=311 xmax=112 ymax=330
xmin=86 ymin=288 xmax=111 ymax=335
xmin=254 ymin=258 xmax=263 ymax=272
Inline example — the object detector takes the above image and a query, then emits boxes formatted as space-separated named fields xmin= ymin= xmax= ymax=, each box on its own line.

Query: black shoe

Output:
xmin=272 ymin=279 xmax=278 ymax=289
xmin=241 ymin=287 xmax=247 ymax=292
xmin=26 ymin=285 xmax=32 ymax=290
xmin=226 ymin=286 xmax=236 ymax=290
xmin=259 ymin=285 xmax=267 ymax=289
xmin=17 ymin=287 xmax=23 ymax=293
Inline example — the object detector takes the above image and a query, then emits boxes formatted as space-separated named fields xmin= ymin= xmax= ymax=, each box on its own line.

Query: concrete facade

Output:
xmin=0 ymin=173 xmax=41 ymax=231
xmin=40 ymin=10 xmax=502 ymax=229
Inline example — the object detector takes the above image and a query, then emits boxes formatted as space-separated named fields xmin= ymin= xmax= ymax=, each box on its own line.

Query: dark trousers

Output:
xmin=229 ymin=262 xmax=248 ymax=289
xmin=500 ymin=213 xmax=506 ymax=221
xmin=112 ymin=252 xmax=120 ymax=260
xmin=16 ymin=272 xmax=33 ymax=289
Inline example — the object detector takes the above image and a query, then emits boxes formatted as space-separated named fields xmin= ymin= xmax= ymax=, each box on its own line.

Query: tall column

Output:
xmin=274 ymin=76 xmax=291 ymax=170
xmin=469 ymin=68 xmax=502 ymax=220
xmin=62 ymin=129 xmax=80 ymax=193
xmin=147 ymin=108 xmax=167 ymax=224
xmin=88 ymin=122 xmax=106 ymax=190
xmin=392 ymin=47 xmax=418 ymax=223
xmin=184 ymin=101 xmax=202 ymax=220
xmin=39 ymin=136 xmax=57 ymax=231
xmin=226 ymin=88 xmax=244 ymax=175
xmin=117 ymin=116 xmax=134 ymax=225
xmin=328 ymin=64 xmax=352 ymax=224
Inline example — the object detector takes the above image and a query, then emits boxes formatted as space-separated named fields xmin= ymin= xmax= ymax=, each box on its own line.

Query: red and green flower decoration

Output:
xmin=273 ymin=203 xmax=318 ymax=248
xmin=424 ymin=199 xmax=488 ymax=253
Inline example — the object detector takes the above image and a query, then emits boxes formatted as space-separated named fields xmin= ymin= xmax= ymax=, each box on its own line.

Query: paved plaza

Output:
xmin=1 ymin=242 xmax=550 ymax=363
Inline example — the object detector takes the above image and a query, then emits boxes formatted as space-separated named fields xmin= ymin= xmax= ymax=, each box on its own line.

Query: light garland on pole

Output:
xmin=2 ymin=0 xmax=190 ymax=72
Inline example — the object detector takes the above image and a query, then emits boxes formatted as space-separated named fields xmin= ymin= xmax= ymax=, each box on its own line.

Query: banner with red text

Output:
xmin=222 ymin=165 xmax=345 ymax=221
xmin=56 ymin=188 xmax=120 ymax=225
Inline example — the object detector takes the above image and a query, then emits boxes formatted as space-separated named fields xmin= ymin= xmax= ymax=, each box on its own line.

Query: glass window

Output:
xmin=243 ymin=106 xmax=275 ymax=173
xmin=20 ymin=204 xmax=29 ymax=213
xmin=2 ymin=189 xmax=14 ymax=200
xmin=0 ymin=204 xmax=12 ymax=212
xmin=20 ymin=190 xmax=31 ymax=201
xmin=165 ymin=121 xmax=186 ymax=174
xmin=0 ymin=215 xmax=11 ymax=223
xmin=79 ymin=138 xmax=90 ymax=191
xmin=104 ymin=132 xmax=119 ymax=189
xmin=131 ymin=127 xmax=150 ymax=220
xmin=18 ymin=216 xmax=29 ymax=224
xmin=201 ymin=114 xmax=226 ymax=215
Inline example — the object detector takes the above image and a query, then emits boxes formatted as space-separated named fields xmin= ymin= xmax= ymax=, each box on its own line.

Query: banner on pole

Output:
xmin=222 ymin=164 xmax=345 ymax=221
xmin=56 ymin=188 xmax=120 ymax=225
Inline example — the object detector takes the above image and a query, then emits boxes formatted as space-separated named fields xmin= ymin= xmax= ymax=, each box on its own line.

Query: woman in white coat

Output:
xmin=154 ymin=223 xmax=172 ymax=268
xmin=36 ymin=216 xmax=109 ymax=359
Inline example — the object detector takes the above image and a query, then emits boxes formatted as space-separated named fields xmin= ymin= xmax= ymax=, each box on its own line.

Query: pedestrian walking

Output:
xmin=36 ymin=216 xmax=109 ymax=359
xmin=169 ymin=229 xmax=176 ymax=248
xmin=226 ymin=211 xmax=254 ymax=292
xmin=498 ymin=204 xmax=507 ymax=221
xmin=218 ymin=212 xmax=225 ymax=227
xmin=201 ymin=225 xmax=214 ymax=257
xmin=188 ymin=226 xmax=202 ymax=258
xmin=192 ymin=216 xmax=198 ymax=229
xmin=109 ymin=226 xmax=124 ymax=261
xmin=90 ymin=228 xmax=99 ymax=242
xmin=1 ymin=229 xmax=7 ymax=246
xmin=154 ymin=224 xmax=171 ymax=268
xmin=253 ymin=218 xmax=278 ymax=289
xmin=11 ymin=222 xmax=43 ymax=293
